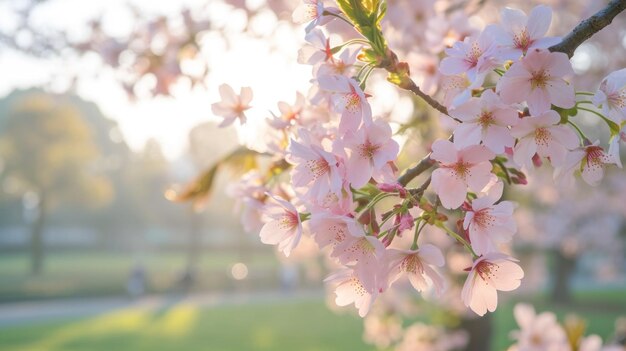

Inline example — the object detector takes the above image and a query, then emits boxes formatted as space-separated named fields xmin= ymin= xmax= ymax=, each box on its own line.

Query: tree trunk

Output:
xmin=30 ymin=192 xmax=46 ymax=275
xmin=182 ymin=207 xmax=202 ymax=292
xmin=551 ymin=249 xmax=577 ymax=304
xmin=460 ymin=314 xmax=493 ymax=351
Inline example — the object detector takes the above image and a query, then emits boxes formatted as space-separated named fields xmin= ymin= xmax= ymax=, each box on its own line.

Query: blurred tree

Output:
xmin=0 ymin=91 xmax=113 ymax=274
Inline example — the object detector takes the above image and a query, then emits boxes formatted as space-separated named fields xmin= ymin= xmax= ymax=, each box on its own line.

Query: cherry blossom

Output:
xmin=298 ymin=28 xmax=333 ymax=66
xmin=340 ymin=119 xmax=399 ymax=189
xmin=332 ymin=229 xmax=385 ymax=272
xmin=441 ymin=72 xmax=485 ymax=108
xmin=268 ymin=92 xmax=306 ymax=130
xmin=593 ymin=68 xmax=626 ymax=123
xmin=450 ymin=89 xmax=519 ymax=153
xmin=325 ymin=268 xmax=378 ymax=317
xmin=487 ymin=5 xmax=561 ymax=60
xmin=309 ymin=212 xmax=359 ymax=250
xmin=463 ymin=181 xmax=517 ymax=255
xmin=510 ymin=110 xmax=579 ymax=168
xmin=318 ymin=74 xmax=372 ymax=134
xmin=287 ymin=130 xmax=344 ymax=201
xmin=211 ymin=84 xmax=253 ymax=127
xmin=439 ymin=31 xmax=500 ymax=83
xmin=509 ymin=303 xmax=568 ymax=351
xmin=259 ymin=194 xmax=302 ymax=257
xmin=226 ymin=171 xmax=268 ymax=233
xmin=430 ymin=139 xmax=495 ymax=209
xmin=316 ymin=48 xmax=359 ymax=77
xmin=497 ymin=48 xmax=575 ymax=115
xmin=383 ymin=244 xmax=446 ymax=295
xmin=555 ymin=141 xmax=615 ymax=186
xmin=461 ymin=253 xmax=524 ymax=316
xmin=292 ymin=0 xmax=338 ymax=33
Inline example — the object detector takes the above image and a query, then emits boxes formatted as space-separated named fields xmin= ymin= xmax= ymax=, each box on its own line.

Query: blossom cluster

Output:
xmin=507 ymin=304 xmax=624 ymax=351
xmin=211 ymin=0 xmax=626 ymax=317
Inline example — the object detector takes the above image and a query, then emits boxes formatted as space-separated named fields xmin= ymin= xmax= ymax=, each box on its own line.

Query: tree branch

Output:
xmin=549 ymin=0 xmax=626 ymax=58
xmin=394 ymin=0 xmax=626 ymax=186
xmin=398 ymin=153 xmax=436 ymax=186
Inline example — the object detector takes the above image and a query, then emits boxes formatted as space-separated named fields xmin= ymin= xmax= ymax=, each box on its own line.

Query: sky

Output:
xmin=0 ymin=0 xmax=310 ymax=159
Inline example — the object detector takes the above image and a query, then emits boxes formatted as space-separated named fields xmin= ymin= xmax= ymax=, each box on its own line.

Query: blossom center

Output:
xmin=513 ymin=29 xmax=531 ymax=51
xmin=472 ymin=208 xmax=495 ymax=229
xmin=358 ymin=140 xmax=380 ymax=159
xmin=607 ymin=89 xmax=626 ymax=110
xmin=400 ymin=254 xmax=424 ymax=274
xmin=534 ymin=127 xmax=551 ymax=146
xmin=465 ymin=42 xmax=482 ymax=68
xmin=344 ymin=93 xmax=361 ymax=113
xmin=530 ymin=69 xmax=550 ymax=90
xmin=450 ymin=161 xmax=472 ymax=180
xmin=585 ymin=146 xmax=607 ymax=168
xmin=279 ymin=211 xmax=299 ymax=231
xmin=478 ymin=110 xmax=495 ymax=128
xmin=475 ymin=260 xmax=499 ymax=283
xmin=306 ymin=158 xmax=330 ymax=180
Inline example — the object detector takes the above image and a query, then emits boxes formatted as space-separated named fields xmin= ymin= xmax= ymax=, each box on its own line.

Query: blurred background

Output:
xmin=0 ymin=0 xmax=625 ymax=350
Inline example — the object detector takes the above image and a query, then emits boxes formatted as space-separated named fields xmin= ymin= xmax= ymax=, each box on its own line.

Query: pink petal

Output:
xmin=526 ymin=5 xmax=552 ymax=40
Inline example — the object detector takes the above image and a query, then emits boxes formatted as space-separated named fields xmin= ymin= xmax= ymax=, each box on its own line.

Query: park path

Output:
xmin=0 ymin=289 xmax=325 ymax=329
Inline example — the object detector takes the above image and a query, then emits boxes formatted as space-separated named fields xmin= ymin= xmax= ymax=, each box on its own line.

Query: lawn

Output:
xmin=0 ymin=290 xmax=624 ymax=351
xmin=0 ymin=298 xmax=374 ymax=351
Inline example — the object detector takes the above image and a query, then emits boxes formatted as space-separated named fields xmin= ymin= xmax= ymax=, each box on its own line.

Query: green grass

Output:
xmin=0 ymin=250 xmax=281 ymax=302
xmin=0 ymin=299 xmax=373 ymax=351
xmin=0 ymin=292 xmax=624 ymax=351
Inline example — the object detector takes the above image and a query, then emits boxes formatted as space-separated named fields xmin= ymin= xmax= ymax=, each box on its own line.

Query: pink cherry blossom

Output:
xmin=292 ymin=0 xmax=338 ymax=33
xmin=461 ymin=253 xmax=524 ymax=316
xmin=316 ymin=47 xmax=359 ymax=77
xmin=439 ymin=30 xmax=501 ymax=83
xmin=510 ymin=110 xmax=579 ymax=168
xmin=332 ymin=229 xmax=385 ymax=270
xmin=441 ymin=72 xmax=485 ymax=108
xmin=341 ymin=119 xmax=399 ymax=189
xmin=450 ymin=89 xmax=519 ymax=154
xmin=287 ymin=130 xmax=344 ymax=201
xmin=325 ymin=268 xmax=378 ymax=317
xmin=579 ymin=335 xmax=603 ymax=351
xmin=487 ymin=5 xmax=561 ymax=60
xmin=297 ymin=28 xmax=333 ymax=66
xmin=211 ymin=84 xmax=253 ymax=127
xmin=593 ymin=68 xmax=626 ymax=123
xmin=509 ymin=303 xmax=568 ymax=351
xmin=383 ymin=244 xmax=446 ymax=296
xmin=259 ymin=194 xmax=302 ymax=257
xmin=309 ymin=211 xmax=359 ymax=250
xmin=317 ymin=74 xmax=373 ymax=134
xmin=555 ymin=141 xmax=615 ymax=187
xmin=497 ymin=48 xmax=575 ymax=115
xmin=430 ymin=139 xmax=495 ymax=209
xmin=463 ymin=181 xmax=516 ymax=255
xmin=268 ymin=92 xmax=305 ymax=130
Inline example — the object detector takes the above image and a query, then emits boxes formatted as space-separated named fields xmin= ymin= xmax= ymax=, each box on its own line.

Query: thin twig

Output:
xmin=549 ymin=0 xmax=626 ymax=58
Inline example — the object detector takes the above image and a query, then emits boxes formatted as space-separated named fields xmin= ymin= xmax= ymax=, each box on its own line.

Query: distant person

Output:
xmin=127 ymin=263 xmax=146 ymax=299
xmin=280 ymin=264 xmax=299 ymax=293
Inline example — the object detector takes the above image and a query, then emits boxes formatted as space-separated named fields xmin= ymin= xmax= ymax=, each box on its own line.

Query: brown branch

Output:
xmin=402 ymin=79 xmax=449 ymax=116
xmin=549 ymin=0 xmax=626 ymax=58
xmin=398 ymin=153 xmax=436 ymax=186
